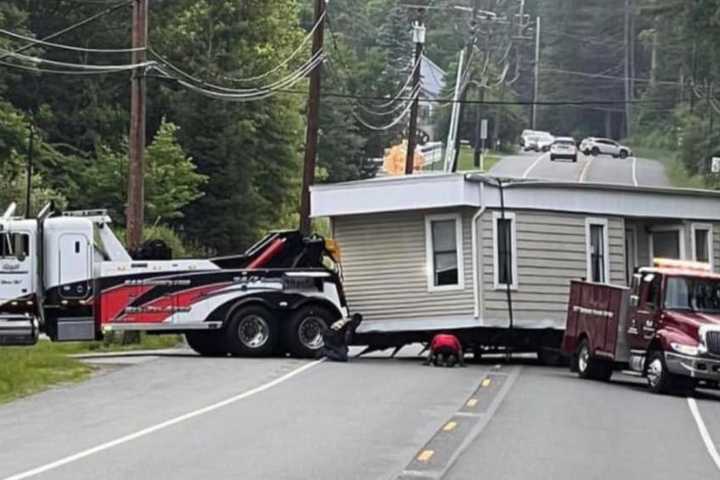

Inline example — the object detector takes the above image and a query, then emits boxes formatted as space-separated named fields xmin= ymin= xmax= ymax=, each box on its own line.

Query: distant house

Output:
xmin=312 ymin=174 xmax=720 ymax=335
xmin=418 ymin=55 xmax=446 ymax=142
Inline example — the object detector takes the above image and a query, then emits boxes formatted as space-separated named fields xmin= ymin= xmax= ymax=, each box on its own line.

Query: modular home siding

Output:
xmin=480 ymin=210 xmax=625 ymax=327
xmin=334 ymin=209 xmax=475 ymax=321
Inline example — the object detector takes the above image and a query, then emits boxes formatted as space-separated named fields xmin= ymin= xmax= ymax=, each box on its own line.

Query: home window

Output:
xmin=649 ymin=226 xmax=684 ymax=260
xmin=586 ymin=218 xmax=609 ymax=283
xmin=492 ymin=212 xmax=517 ymax=289
xmin=425 ymin=214 xmax=464 ymax=290
xmin=691 ymin=223 xmax=713 ymax=267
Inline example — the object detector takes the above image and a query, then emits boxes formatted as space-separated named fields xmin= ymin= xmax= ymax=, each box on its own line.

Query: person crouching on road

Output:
xmin=425 ymin=333 xmax=465 ymax=367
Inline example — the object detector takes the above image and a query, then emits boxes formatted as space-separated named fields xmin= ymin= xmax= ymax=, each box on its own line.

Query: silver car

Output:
xmin=580 ymin=137 xmax=632 ymax=158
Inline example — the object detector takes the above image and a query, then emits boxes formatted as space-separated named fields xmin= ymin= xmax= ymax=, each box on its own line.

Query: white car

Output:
xmin=580 ymin=137 xmax=632 ymax=158
xmin=550 ymin=137 xmax=578 ymax=162
xmin=522 ymin=131 xmax=554 ymax=152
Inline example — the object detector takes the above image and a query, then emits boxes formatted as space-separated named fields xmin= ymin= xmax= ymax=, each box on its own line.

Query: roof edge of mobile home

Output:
xmin=311 ymin=173 xmax=720 ymax=221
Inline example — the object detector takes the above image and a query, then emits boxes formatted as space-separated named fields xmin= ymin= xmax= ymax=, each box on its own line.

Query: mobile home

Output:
xmin=311 ymin=174 xmax=720 ymax=351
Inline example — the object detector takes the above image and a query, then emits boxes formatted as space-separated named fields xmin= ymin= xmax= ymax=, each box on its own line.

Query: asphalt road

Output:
xmin=1 ymin=348 xmax=719 ymax=480
xmin=490 ymin=150 xmax=672 ymax=187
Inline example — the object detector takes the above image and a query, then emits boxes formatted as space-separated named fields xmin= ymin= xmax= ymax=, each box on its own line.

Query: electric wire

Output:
xmin=0 ymin=57 xmax=142 ymax=75
xmin=0 ymin=48 xmax=155 ymax=71
xmin=357 ymin=85 xmax=421 ymax=116
xmin=352 ymin=90 xmax=419 ymax=131
xmin=151 ymin=52 xmax=325 ymax=101
xmin=0 ymin=0 xmax=131 ymax=61
xmin=0 ymin=27 xmax=143 ymax=53
xmin=223 ymin=9 xmax=327 ymax=83
xmin=149 ymin=47 xmax=324 ymax=94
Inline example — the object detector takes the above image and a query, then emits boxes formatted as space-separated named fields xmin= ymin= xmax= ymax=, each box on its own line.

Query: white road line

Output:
xmin=578 ymin=155 xmax=593 ymax=183
xmin=688 ymin=397 xmax=720 ymax=472
xmin=631 ymin=156 xmax=639 ymax=186
xmin=522 ymin=153 xmax=546 ymax=179
xmin=3 ymin=359 xmax=325 ymax=480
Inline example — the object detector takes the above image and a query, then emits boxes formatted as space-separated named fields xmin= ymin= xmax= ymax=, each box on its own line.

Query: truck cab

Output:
xmin=627 ymin=260 xmax=720 ymax=391
xmin=563 ymin=258 xmax=720 ymax=394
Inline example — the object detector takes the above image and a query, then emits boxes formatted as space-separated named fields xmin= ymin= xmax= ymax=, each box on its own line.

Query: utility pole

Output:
xmin=623 ymin=0 xmax=632 ymax=138
xmin=299 ymin=0 xmax=326 ymax=235
xmin=25 ymin=125 xmax=34 ymax=218
xmin=452 ymin=0 xmax=481 ymax=172
xmin=127 ymin=0 xmax=148 ymax=251
xmin=405 ymin=9 xmax=426 ymax=175
xmin=531 ymin=15 xmax=540 ymax=130
xmin=471 ymin=0 xmax=482 ymax=169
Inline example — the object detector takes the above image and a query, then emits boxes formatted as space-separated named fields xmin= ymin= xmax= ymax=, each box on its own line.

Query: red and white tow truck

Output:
xmin=0 ymin=202 xmax=349 ymax=358
xmin=562 ymin=259 xmax=720 ymax=394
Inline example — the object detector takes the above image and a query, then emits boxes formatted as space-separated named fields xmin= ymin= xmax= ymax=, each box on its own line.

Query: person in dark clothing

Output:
xmin=425 ymin=333 xmax=465 ymax=367
xmin=317 ymin=313 xmax=363 ymax=362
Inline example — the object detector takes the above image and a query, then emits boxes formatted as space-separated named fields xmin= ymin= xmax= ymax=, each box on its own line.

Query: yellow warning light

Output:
xmin=653 ymin=258 xmax=711 ymax=272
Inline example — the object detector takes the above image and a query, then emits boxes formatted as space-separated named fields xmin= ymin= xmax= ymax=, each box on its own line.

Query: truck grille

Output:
xmin=707 ymin=331 xmax=720 ymax=355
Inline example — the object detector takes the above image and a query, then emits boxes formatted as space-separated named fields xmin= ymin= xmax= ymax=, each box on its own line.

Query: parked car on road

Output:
xmin=580 ymin=137 xmax=632 ymax=158
xmin=550 ymin=137 xmax=578 ymax=162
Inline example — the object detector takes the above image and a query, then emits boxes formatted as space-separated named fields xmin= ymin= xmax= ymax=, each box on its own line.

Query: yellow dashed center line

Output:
xmin=482 ymin=378 xmax=492 ymax=387
xmin=466 ymin=398 xmax=478 ymax=408
xmin=443 ymin=421 xmax=458 ymax=432
xmin=417 ymin=450 xmax=435 ymax=463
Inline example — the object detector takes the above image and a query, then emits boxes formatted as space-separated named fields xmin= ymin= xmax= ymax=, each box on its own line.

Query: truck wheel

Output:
xmin=646 ymin=351 xmax=694 ymax=395
xmin=185 ymin=331 xmax=226 ymax=357
xmin=576 ymin=339 xmax=612 ymax=381
xmin=284 ymin=305 xmax=337 ymax=358
xmin=224 ymin=305 xmax=278 ymax=357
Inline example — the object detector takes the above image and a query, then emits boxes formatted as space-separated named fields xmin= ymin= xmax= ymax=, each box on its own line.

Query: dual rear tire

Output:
xmin=185 ymin=304 xmax=336 ymax=358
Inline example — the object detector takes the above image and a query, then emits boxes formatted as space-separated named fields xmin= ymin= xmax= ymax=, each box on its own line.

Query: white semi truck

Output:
xmin=0 ymin=202 xmax=349 ymax=358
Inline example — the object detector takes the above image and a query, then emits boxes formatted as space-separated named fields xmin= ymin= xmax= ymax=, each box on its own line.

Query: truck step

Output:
xmin=0 ymin=315 xmax=39 ymax=346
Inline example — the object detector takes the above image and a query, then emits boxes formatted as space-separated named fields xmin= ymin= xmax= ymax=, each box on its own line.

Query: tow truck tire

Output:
xmin=224 ymin=305 xmax=279 ymax=357
xmin=576 ymin=339 xmax=612 ymax=381
xmin=284 ymin=304 xmax=336 ymax=358
xmin=185 ymin=331 xmax=227 ymax=357
xmin=646 ymin=350 xmax=695 ymax=395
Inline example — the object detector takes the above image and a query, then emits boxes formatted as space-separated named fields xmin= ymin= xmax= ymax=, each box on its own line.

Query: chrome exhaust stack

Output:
xmin=0 ymin=314 xmax=39 ymax=346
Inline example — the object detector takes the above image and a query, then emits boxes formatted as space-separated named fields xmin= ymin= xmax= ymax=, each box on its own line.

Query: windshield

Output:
xmin=665 ymin=276 xmax=720 ymax=313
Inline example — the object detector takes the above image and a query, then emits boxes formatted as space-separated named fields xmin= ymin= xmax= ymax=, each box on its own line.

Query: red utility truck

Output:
xmin=562 ymin=259 xmax=720 ymax=394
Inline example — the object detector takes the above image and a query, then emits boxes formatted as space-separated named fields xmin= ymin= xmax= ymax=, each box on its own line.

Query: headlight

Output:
xmin=670 ymin=342 xmax=699 ymax=356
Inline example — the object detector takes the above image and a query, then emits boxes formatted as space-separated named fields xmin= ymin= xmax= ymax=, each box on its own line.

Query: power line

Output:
xmin=0 ymin=27 xmax=143 ymax=53
xmin=149 ymin=47 xmax=324 ymax=94
xmin=352 ymin=91 xmax=419 ymax=130
xmin=0 ymin=58 xmax=143 ymax=75
xmin=224 ymin=9 xmax=327 ymax=83
xmin=0 ymin=48 xmax=155 ymax=71
xmin=0 ymin=0 xmax=132 ymax=62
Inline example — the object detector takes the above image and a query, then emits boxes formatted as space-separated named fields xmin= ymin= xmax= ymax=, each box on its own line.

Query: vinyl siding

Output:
xmin=333 ymin=209 xmax=475 ymax=321
xmin=481 ymin=210 xmax=625 ymax=327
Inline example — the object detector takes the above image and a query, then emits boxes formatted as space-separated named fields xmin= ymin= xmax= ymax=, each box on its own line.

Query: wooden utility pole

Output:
xmin=405 ymin=10 xmax=425 ymax=175
xmin=623 ymin=0 xmax=632 ymax=138
xmin=299 ymin=0 xmax=326 ymax=235
xmin=127 ymin=0 xmax=148 ymax=250
xmin=531 ymin=16 xmax=540 ymax=130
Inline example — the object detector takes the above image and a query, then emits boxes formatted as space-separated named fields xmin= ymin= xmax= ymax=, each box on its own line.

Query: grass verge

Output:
xmin=628 ymin=145 xmax=706 ymax=189
xmin=0 ymin=334 xmax=181 ymax=404
xmin=422 ymin=145 xmax=502 ymax=173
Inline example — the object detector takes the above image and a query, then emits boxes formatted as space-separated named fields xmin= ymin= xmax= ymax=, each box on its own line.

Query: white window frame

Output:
xmin=492 ymin=211 xmax=518 ymax=290
xmin=425 ymin=213 xmax=465 ymax=292
xmin=691 ymin=223 xmax=714 ymax=269
xmin=585 ymin=217 xmax=610 ymax=284
xmin=648 ymin=225 xmax=686 ymax=261
xmin=625 ymin=224 xmax=639 ymax=285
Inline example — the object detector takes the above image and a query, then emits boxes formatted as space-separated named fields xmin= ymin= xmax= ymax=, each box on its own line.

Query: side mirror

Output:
xmin=630 ymin=295 xmax=639 ymax=307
